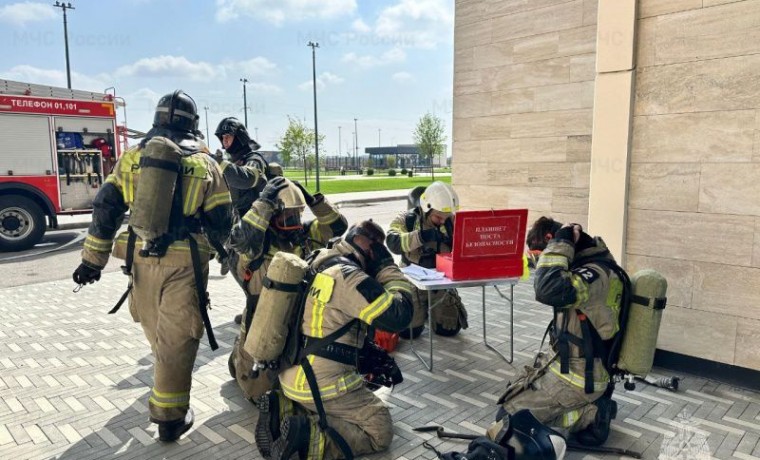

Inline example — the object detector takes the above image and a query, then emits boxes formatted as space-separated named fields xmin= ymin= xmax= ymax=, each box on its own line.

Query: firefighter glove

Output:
xmin=73 ymin=263 xmax=101 ymax=285
xmin=292 ymin=180 xmax=316 ymax=206
xmin=367 ymin=242 xmax=395 ymax=277
xmin=260 ymin=176 xmax=289 ymax=205
xmin=213 ymin=149 xmax=224 ymax=164
xmin=554 ymin=226 xmax=577 ymax=244
xmin=420 ymin=228 xmax=444 ymax=243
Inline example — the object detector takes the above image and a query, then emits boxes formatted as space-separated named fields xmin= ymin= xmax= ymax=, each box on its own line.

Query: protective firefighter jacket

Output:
xmin=219 ymin=151 xmax=267 ymax=218
xmin=279 ymin=240 xmax=413 ymax=404
xmin=228 ymin=192 xmax=348 ymax=295
xmin=81 ymin=145 xmax=232 ymax=270
xmin=534 ymin=238 xmax=622 ymax=392
xmin=387 ymin=209 xmax=452 ymax=268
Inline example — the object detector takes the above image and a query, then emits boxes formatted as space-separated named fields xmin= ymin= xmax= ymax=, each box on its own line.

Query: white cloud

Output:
xmin=216 ymin=0 xmax=356 ymax=26
xmin=0 ymin=65 xmax=109 ymax=92
xmin=114 ymin=55 xmax=218 ymax=82
xmin=392 ymin=71 xmax=414 ymax=83
xmin=0 ymin=2 xmax=55 ymax=26
xmin=374 ymin=0 xmax=453 ymax=48
xmin=249 ymin=82 xmax=282 ymax=94
xmin=112 ymin=55 xmax=278 ymax=82
xmin=298 ymin=72 xmax=344 ymax=91
xmin=351 ymin=18 xmax=371 ymax=33
xmin=342 ymin=47 xmax=406 ymax=69
xmin=232 ymin=57 xmax=278 ymax=77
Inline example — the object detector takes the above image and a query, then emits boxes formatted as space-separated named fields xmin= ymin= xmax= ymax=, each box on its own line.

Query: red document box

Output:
xmin=436 ymin=209 xmax=528 ymax=281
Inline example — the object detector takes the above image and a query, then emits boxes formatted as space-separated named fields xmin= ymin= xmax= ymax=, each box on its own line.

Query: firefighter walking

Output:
xmin=72 ymin=90 xmax=231 ymax=442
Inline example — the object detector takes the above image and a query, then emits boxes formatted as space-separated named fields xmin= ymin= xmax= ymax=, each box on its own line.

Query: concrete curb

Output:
xmin=54 ymin=194 xmax=407 ymax=232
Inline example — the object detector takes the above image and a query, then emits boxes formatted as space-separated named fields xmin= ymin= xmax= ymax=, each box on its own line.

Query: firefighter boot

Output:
xmin=573 ymin=397 xmax=618 ymax=447
xmin=255 ymin=391 xmax=296 ymax=458
xmin=155 ymin=408 xmax=194 ymax=442
xmin=270 ymin=415 xmax=311 ymax=460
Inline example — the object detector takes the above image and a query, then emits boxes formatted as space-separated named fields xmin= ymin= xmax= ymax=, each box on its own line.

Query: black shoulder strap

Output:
xmin=109 ymin=228 xmax=137 ymax=314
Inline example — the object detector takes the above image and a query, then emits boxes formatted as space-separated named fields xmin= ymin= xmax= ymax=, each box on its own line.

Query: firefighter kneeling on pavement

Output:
xmin=72 ymin=90 xmax=231 ymax=442
xmin=487 ymin=217 xmax=620 ymax=448
xmin=387 ymin=181 xmax=468 ymax=338
xmin=227 ymin=176 xmax=348 ymax=402
xmin=254 ymin=220 xmax=413 ymax=459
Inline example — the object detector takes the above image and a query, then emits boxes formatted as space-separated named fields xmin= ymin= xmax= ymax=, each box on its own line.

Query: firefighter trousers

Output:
xmin=486 ymin=365 xmax=605 ymax=440
xmin=128 ymin=262 xmax=208 ymax=422
xmin=299 ymin=387 xmax=394 ymax=459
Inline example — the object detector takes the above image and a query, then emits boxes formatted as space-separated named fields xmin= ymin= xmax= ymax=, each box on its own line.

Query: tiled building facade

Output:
xmin=453 ymin=0 xmax=760 ymax=371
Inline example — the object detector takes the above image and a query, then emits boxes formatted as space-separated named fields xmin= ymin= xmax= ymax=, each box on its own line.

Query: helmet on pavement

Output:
xmin=419 ymin=181 xmax=459 ymax=215
xmin=495 ymin=409 xmax=567 ymax=460
xmin=153 ymin=90 xmax=199 ymax=134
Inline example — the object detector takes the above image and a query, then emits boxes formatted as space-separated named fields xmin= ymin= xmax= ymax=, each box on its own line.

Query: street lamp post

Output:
xmin=378 ymin=128 xmax=381 ymax=147
xmin=307 ymin=41 xmax=321 ymax=192
xmin=53 ymin=2 xmax=75 ymax=89
xmin=353 ymin=118 xmax=358 ymax=169
xmin=338 ymin=126 xmax=342 ymax=166
xmin=203 ymin=106 xmax=210 ymax=142
xmin=240 ymin=78 xmax=249 ymax=128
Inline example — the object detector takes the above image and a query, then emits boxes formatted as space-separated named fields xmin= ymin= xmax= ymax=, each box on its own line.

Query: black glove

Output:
xmin=292 ymin=180 xmax=316 ymax=206
xmin=554 ymin=226 xmax=576 ymax=244
xmin=73 ymin=263 xmax=101 ymax=285
xmin=213 ymin=149 xmax=224 ymax=164
xmin=366 ymin=242 xmax=395 ymax=277
xmin=420 ymin=228 xmax=444 ymax=244
xmin=259 ymin=176 xmax=289 ymax=204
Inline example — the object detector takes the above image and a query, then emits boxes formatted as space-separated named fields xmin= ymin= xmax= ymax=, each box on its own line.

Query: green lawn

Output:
xmin=282 ymin=174 xmax=451 ymax=194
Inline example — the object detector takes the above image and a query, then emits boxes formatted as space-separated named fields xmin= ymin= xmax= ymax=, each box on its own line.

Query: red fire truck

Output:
xmin=0 ymin=79 xmax=126 ymax=251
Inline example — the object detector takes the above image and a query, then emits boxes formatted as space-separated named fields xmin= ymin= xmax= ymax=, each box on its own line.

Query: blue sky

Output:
xmin=0 ymin=0 xmax=454 ymax=155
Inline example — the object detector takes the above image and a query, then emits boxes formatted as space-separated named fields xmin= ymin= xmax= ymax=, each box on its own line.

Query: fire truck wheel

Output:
xmin=0 ymin=195 xmax=46 ymax=252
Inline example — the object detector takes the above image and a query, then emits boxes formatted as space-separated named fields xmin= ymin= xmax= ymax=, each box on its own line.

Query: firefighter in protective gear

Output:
xmin=387 ymin=181 xmax=468 ymax=338
xmin=486 ymin=217 xmax=620 ymax=448
xmin=255 ymin=220 xmax=414 ymax=459
xmin=72 ymin=90 xmax=232 ymax=442
xmin=214 ymin=117 xmax=268 ymax=276
xmin=227 ymin=176 xmax=348 ymax=401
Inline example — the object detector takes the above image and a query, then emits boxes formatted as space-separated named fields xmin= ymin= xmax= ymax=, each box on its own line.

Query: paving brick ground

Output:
xmin=1 ymin=269 xmax=759 ymax=459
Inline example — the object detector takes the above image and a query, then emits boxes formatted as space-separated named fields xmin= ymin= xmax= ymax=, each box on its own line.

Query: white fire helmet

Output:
xmin=419 ymin=181 xmax=459 ymax=214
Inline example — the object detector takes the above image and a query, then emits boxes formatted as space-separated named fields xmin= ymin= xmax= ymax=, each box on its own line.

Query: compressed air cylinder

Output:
xmin=129 ymin=137 xmax=181 ymax=242
xmin=618 ymin=269 xmax=668 ymax=377
xmin=244 ymin=251 xmax=308 ymax=362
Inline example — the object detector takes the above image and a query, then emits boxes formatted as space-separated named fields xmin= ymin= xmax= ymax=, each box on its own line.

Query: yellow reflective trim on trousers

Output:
xmin=282 ymin=373 xmax=364 ymax=402
xmin=149 ymin=388 xmax=190 ymax=408
xmin=570 ymin=275 xmax=589 ymax=308
xmin=359 ymin=292 xmax=392 ymax=324
xmin=561 ymin=409 xmax=581 ymax=428
xmin=242 ymin=211 xmax=268 ymax=231
xmin=306 ymin=420 xmax=325 ymax=460
xmin=536 ymin=255 xmax=568 ymax=269
xmin=548 ymin=362 xmax=608 ymax=392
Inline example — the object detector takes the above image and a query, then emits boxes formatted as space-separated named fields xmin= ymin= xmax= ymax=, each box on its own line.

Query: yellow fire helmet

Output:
xmin=419 ymin=181 xmax=460 ymax=214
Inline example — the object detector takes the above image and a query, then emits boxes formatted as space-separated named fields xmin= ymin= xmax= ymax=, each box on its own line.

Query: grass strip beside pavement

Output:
xmin=290 ymin=175 xmax=451 ymax=194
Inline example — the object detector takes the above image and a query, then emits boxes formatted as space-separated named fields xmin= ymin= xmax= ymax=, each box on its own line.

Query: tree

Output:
xmin=413 ymin=112 xmax=446 ymax=182
xmin=276 ymin=116 xmax=324 ymax=185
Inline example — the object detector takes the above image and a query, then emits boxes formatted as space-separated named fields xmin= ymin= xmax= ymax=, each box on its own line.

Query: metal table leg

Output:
xmin=483 ymin=284 xmax=514 ymax=363
xmin=408 ymin=290 xmax=444 ymax=372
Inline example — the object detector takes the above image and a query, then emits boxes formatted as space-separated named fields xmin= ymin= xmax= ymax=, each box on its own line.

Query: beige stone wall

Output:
xmin=452 ymin=0 xmax=598 ymax=226
xmin=454 ymin=0 xmax=760 ymax=371
xmin=627 ymin=0 xmax=760 ymax=370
